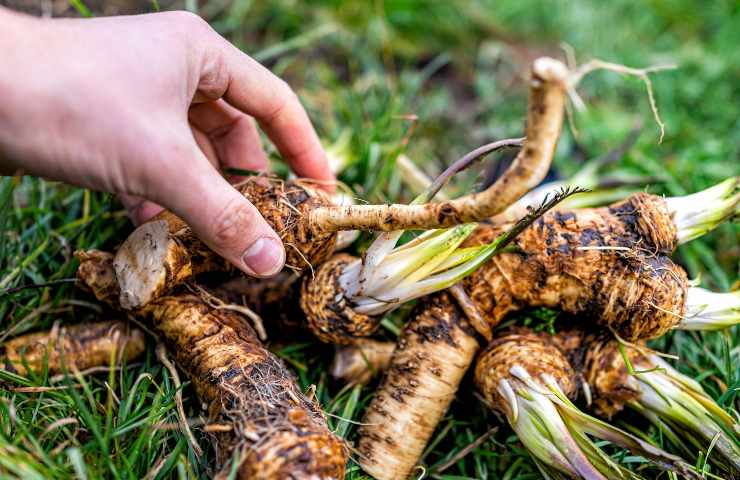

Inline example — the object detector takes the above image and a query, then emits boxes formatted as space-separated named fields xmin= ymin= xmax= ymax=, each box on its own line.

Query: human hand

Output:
xmin=0 ymin=7 xmax=334 ymax=277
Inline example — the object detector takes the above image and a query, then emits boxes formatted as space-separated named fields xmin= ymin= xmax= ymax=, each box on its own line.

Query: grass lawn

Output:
xmin=0 ymin=0 xmax=738 ymax=478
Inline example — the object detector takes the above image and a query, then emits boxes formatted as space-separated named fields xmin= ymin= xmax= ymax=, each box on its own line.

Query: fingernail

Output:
xmin=242 ymin=237 xmax=285 ymax=277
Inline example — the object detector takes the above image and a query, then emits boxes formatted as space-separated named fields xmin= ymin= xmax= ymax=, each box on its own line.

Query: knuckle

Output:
xmin=211 ymin=198 xmax=258 ymax=247
xmin=162 ymin=11 xmax=215 ymax=51
xmin=169 ymin=10 xmax=210 ymax=31
xmin=198 ymin=50 xmax=229 ymax=100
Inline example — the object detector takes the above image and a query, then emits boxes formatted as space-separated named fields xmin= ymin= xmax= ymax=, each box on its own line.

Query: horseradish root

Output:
xmin=144 ymin=295 xmax=347 ymax=478
xmin=301 ymin=253 xmax=379 ymax=343
xmin=357 ymin=292 xmax=479 ymax=480
xmin=0 ymin=320 xmax=145 ymax=376
xmin=114 ymin=57 xmax=568 ymax=310
xmin=398 ymin=123 xmax=650 ymax=225
xmin=329 ymin=339 xmax=395 ymax=385
xmin=75 ymin=251 xmax=347 ymax=478
xmin=474 ymin=329 xmax=698 ymax=479
xmin=577 ymin=336 xmax=740 ymax=473
xmin=300 ymin=225 xmax=477 ymax=344
xmin=114 ymin=178 xmax=337 ymax=309
xmin=463 ymin=179 xmax=739 ymax=341
xmin=308 ymin=58 xmax=567 ymax=232
xmin=75 ymin=249 xmax=123 ymax=307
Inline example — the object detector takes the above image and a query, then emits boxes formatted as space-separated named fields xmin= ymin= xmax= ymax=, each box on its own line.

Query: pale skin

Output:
xmin=0 ymin=7 xmax=334 ymax=277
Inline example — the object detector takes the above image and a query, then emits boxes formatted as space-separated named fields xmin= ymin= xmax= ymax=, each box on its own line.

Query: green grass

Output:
xmin=1 ymin=0 xmax=739 ymax=478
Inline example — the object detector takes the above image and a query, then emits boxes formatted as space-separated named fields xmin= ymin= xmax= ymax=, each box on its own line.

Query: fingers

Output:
xmin=196 ymin=32 xmax=335 ymax=188
xmin=119 ymin=126 xmax=224 ymax=226
xmin=150 ymin=138 xmax=285 ymax=278
xmin=120 ymin=123 xmax=234 ymax=226
xmin=189 ymin=100 xmax=269 ymax=179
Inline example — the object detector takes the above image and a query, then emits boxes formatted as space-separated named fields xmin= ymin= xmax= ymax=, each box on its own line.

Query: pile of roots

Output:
xmin=3 ymin=56 xmax=739 ymax=480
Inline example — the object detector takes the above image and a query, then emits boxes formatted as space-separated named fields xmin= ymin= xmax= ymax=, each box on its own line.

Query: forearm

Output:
xmin=0 ymin=7 xmax=47 ymax=176
xmin=0 ymin=10 xmax=127 ymax=189
xmin=0 ymin=7 xmax=23 ymax=168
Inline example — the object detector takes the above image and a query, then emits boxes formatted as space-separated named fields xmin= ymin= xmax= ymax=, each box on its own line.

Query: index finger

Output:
xmin=202 ymin=36 xmax=335 ymax=187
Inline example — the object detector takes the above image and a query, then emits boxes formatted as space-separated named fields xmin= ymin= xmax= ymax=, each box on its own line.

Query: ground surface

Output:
xmin=0 ymin=1 xmax=738 ymax=479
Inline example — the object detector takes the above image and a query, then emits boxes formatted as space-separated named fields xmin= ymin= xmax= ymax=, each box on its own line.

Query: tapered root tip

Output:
xmin=532 ymin=57 xmax=569 ymax=83
xmin=239 ymin=428 xmax=347 ymax=479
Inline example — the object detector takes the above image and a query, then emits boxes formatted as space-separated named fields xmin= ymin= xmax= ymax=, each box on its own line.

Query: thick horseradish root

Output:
xmin=299 ymin=223 xmax=481 ymax=344
xmin=113 ymin=56 xmax=568 ymax=310
xmin=145 ymin=295 xmax=346 ymax=479
xmin=566 ymin=333 xmax=740 ymax=474
xmin=463 ymin=179 xmax=740 ymax=341
xmin=474 ymin=329 xmax=698 ymax=479
xmin=0 ymin=320 xmax=145 ymax=376
xmin=75 ymin=251 xmax=347 ymax=479
xmin=463 ymin=193 xmax=687 ymax=341
xmin=357 ymin=292 xmax=479 ymax=480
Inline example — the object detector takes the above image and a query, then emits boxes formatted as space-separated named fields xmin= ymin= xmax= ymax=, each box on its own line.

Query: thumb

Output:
xmin=152 ymin=145 xmax=285 ymax=278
